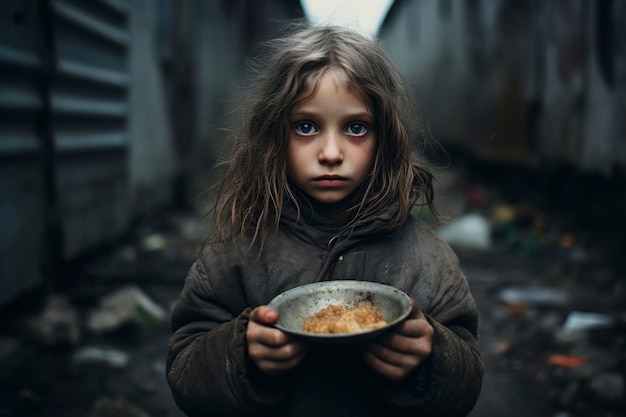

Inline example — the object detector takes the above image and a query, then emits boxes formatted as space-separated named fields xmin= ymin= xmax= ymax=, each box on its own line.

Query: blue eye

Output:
xmin=294 ymin=122 xmax=317 ymax=136
xmin=346 ymin=122 xmax=368 ymax=137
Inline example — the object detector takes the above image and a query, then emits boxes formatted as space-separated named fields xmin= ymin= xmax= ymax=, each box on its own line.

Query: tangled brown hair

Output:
xmin=209 ymin=22 xmax=439 ymax=249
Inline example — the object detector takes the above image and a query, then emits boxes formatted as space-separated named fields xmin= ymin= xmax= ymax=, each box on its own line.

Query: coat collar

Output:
xmin=280 ymin=184 xmax=406 ymax=250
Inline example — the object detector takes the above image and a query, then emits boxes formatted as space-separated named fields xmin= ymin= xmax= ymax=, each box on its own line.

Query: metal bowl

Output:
xmin=267 ymin=280 xmax=412 ymax=344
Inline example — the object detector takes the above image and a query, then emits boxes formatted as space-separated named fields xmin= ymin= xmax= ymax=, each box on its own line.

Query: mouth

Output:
xmin=313 ymin=175 xmax=347 ymax=187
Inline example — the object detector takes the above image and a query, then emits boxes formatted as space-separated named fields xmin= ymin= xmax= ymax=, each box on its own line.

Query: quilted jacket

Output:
xmin=166 ymin=200 xmax=484 ymax=417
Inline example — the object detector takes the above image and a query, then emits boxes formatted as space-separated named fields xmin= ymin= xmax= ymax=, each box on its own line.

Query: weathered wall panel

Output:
xmin=0 ymin=1 xmax=47 ymax=304
xmin=581 ymin=0 xmax=626 ymax=174
xmin=128 ymin=0 xmax=175 ymax=216
xmin=50 ymin=0 xmax=131 ymax=258
xmin=381 ymin=0 xmax=626 ymax=176
xmin=0 ymin=0 xmax=304 ymax=307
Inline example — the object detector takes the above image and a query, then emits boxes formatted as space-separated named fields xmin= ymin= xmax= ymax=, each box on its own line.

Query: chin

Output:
xmin=311 ymin=193 xmax=349 ymax=204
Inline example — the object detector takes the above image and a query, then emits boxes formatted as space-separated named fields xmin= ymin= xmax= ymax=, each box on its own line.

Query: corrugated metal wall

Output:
xmin=0 ymin=0 xmax=304 ymax=306
xmin=51 ymin=0 xmax=130 ymax=258
xmin=0 ymin=0 xmax=48 ymax=304
xmin=0 ymin=0 xmax=131 ymax=304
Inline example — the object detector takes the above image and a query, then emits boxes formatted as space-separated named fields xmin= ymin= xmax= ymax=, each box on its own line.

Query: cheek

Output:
xmin=286 ymin=145 xmax=302 ymax=178
xmin=357 ymin=143 xmax=376 ymax=172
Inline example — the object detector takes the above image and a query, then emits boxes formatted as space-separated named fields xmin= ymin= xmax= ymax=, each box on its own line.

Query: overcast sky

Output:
xmin=300 ymin=0 xmax=395 ymax=37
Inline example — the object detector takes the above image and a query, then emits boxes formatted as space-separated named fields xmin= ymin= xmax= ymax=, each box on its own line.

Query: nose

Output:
xmin=318 ymin=131 xmax=343 ymax=165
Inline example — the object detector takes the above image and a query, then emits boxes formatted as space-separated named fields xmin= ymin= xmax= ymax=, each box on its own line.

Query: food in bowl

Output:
xmin=302 ymin=303 xmax=387 ymax=334
xmin=267 ymin=280 xmax=412 ymax=343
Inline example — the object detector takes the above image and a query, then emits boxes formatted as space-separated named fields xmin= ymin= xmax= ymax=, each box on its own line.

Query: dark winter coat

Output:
xmin=166 ymin=201 xmax=484 ymax=417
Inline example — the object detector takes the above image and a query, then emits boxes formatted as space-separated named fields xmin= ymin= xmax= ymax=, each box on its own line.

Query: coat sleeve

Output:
xmin=375 ymin=230 xmax=484 ymax=416
xmin=166 ymin=247 xmax=288 ymax=417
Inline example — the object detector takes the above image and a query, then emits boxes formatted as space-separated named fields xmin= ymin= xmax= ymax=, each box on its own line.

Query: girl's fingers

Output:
xmin=361 ymin=309 xmax=434 ymax=380
xmin=392 ymin=307 xmax=434 ymax=338
xmin=248 ymin=339 xmax=307 ymax=375
xmin=256 ymin=348 xmax=307 ymax=375
xmin=246 ymin=316 xmax=307 ymax=376
xmin=362 ymin=349 xmax=413 ymax=382
xmin=249 ymin=305 xmax=279 ymax=325
xmin=365 ymin=340 xmax=421 ymax=368
xmin=383 ymin=320 xmax=434 ymax=353
xmin=248 ymin=339 xmax=304 ymax=362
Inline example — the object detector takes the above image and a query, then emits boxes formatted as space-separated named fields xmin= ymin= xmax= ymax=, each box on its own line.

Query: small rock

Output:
xmin=72 ymin=346 xmax=129 ymax=368
xmin=497 ymin=286 xmax=569 ymax=307
xmin=87 ymin=285 xmax=167 ymax=333
xmin=90 ymin=396 xmax=151 ymax=417
xmin=589 ymin=372 xmax=625 ymax=404
xmin=16 ymin=389 xmax=42 ymax=413
xmin=141 ymin=233 xmax=167 ymax=252
xmin=0 ymin=336 xmax=20 ymax=363
xmin=23 ymin=295 xmax=81 ymax=347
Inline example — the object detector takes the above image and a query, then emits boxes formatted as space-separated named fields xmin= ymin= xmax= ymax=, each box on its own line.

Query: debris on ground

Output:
xmin=72 ymin=346 xmax=130 ymax=368
xmin=90 ymin=396 xmax=151 ymax=417
xmin=87 ymin=285 xmax=168 ymax=333
xmin=22 ymin=295 xmax=81 ymax=347
xmin=0 ymin=163 xmax=624 ymax=417
xmin=438 ymin=213 xmax=492 ymax=250
xmin=497 ymin=286 xmax=569 ymax=307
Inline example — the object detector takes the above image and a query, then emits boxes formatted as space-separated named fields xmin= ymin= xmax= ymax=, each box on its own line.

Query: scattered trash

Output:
xmin=488 ymin=339 xmax=512 ymax=356
xmin=559 ymin=233 xmax=575 ymax=249
xmin=490 ymin=203 xmax=517 ymax=225
xmin=87 ymin=285 xmax=167 ymax=333
xmin=118 ymin=245 xmax=137 ymax=262
xmin=504 ymin=302 xmax=528 ymax=318
xmin=90 ymin=396 xmax=151 ymax=417
xmin=0 ymin=336 xmax=20 ymax=362
xmin=16 ymin=389 xmax=41 ymax=413
xmin=23 ymin=295 xmax=81 ymax=347
xmin=555 ymin=311 xmax=613 ymax=342
xmin=141 ymin=233 xmax=167 ymax=252
xmin=497 ymin=286 xmax=569 ymax=307
xmin=0 ymin=336 xmax=22 ymax=377
xmin=589 ymin=373 xmax=625 ymax=404
xmin=437 ymin=213 xmax=491 ymax=250
xmin=548 ymin=354 xmax=590 ymax=368
xmin=489 ymin=203 xmax=554 ymax=254
xmin=73 ymin=346 xmax=129 ymax=368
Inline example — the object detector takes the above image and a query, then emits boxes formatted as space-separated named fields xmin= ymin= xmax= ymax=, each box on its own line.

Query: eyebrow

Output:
xmin=290 ymin=110 xmax=373 ymax=121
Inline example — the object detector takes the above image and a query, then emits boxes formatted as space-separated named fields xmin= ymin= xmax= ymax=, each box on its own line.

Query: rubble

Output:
xmin=0 ymin=336 xmax=20 ymax=373
xmin=90 ymin=396 xmax=151 ymax=417
xmin=86 ymin=285 xmax=168 ymax=333
xmin=497 ymin=286 xmax=569 ymax=307
xmin=437 ymin=213 xmax=492 ymax=250
xmin=555 ymin=311 xmax=614 ymax=342
xmin=22 ymin=295 xmax=81 ymax=347
xmin=0 ymin=167 xmax=623 ymax=416
xmin=589 ymin=373 xmax=625 ymax=404
xmin=491 ymin=279 xmax=626 ymax=415
xmin=72 ymin=346 xmax=130 ymax=368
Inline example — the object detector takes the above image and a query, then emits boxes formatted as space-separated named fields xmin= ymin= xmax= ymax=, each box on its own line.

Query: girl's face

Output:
xmin=287 ymin=70 xmax=376 ymax=204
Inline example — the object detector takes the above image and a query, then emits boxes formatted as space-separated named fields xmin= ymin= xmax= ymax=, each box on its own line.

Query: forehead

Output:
xmin=297 ymin=68 xmax=370 ymax=109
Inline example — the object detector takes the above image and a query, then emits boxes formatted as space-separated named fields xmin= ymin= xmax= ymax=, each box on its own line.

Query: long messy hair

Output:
xmin=209 ymin=22 xmax=439 ymax=248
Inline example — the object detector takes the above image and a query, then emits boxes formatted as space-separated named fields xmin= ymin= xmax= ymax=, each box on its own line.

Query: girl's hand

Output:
xmin=246 ymin=306 xmax=307 ymax=376
xmin=362 ymin=300 xmax=433 ymax=381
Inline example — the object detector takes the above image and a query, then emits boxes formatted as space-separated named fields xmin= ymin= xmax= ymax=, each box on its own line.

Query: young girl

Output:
xmin=167 ymin=23 xmax=483 ymax=417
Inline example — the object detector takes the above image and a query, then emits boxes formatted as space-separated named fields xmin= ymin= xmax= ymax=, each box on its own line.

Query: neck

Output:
xmin=291 ymin=185 xmax=362 ymax=230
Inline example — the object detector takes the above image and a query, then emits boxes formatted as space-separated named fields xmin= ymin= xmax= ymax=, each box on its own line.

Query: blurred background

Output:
xmin=0 ymin=1 xmax=624 ymax=416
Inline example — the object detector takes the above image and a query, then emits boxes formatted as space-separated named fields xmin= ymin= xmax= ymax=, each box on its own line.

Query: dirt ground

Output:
xmin=1 ymin=160 xmax=624 ymax=417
